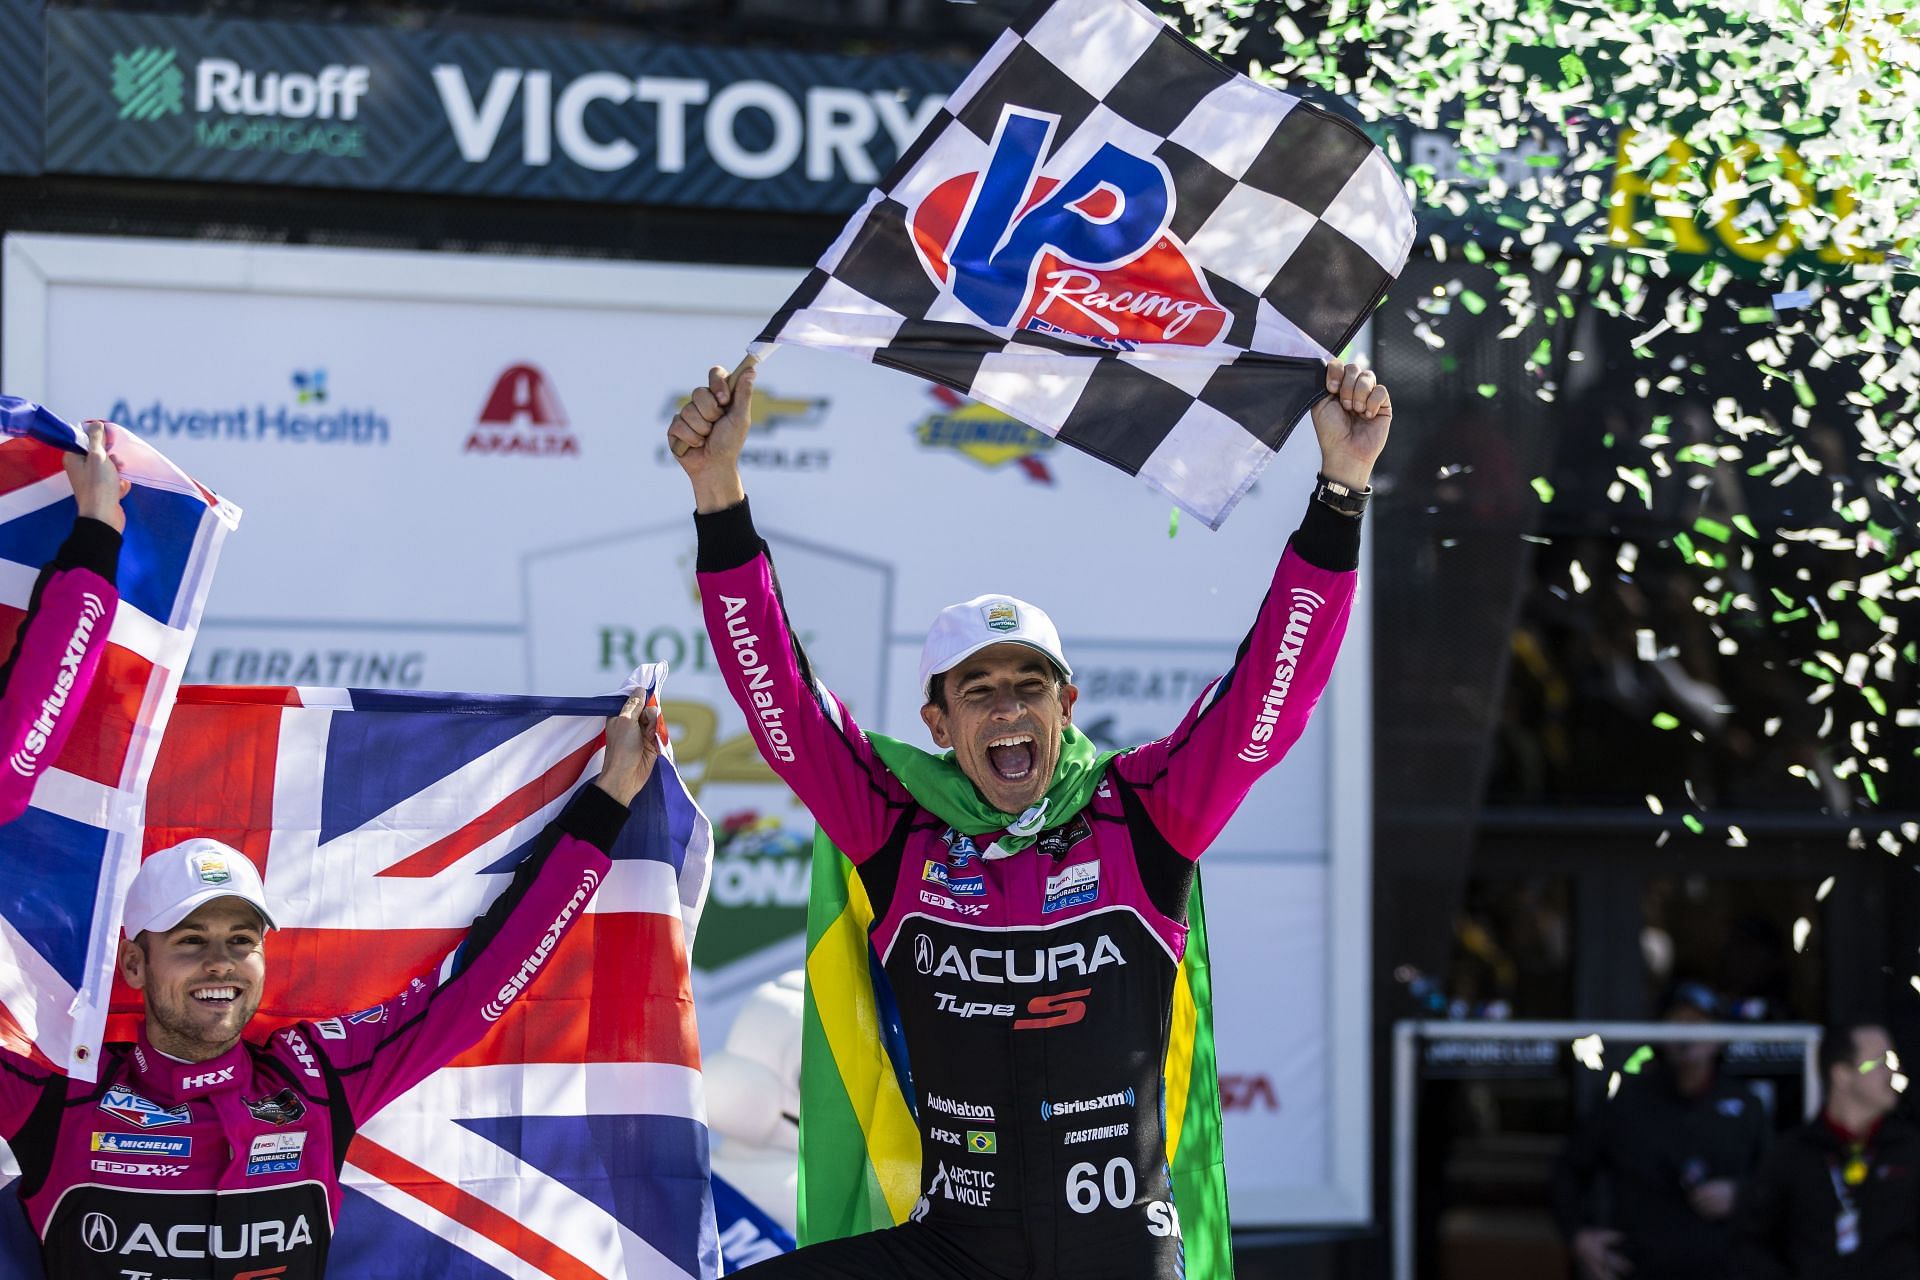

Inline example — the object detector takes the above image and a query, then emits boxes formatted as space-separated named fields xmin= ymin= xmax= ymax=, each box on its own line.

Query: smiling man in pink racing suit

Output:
xmin=668 ymin=357 xmax=1393 ymax=1279
xmin=0 ymin=695 xmax=661 ymax=1280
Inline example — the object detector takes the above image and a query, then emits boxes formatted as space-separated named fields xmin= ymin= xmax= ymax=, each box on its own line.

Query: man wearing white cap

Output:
xmin=0 ymin=696 xmax=661 ymax=1279
xmin=670 ymin=358 xmax=1390 ymax=1279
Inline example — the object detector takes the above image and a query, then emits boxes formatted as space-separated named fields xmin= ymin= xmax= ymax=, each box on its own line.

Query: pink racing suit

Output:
xmin=0 ymin=516 xmax=121 ymax=825
xmin=0 ymin=784 xmax=622 ymax=1280
xmin=696 ymin=493 xmax=1359 ymax=1280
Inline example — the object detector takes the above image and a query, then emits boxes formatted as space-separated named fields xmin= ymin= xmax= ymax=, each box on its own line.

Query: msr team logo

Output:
xmin=909 ymin=106 xmax=1227 ymax=351
xmin=466 ymin=363 xmax=581 ymax=457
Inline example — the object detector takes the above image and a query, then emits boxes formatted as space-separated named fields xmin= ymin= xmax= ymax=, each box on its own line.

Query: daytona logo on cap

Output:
xmin=982 ymin=601 xmax=1018 ymax=632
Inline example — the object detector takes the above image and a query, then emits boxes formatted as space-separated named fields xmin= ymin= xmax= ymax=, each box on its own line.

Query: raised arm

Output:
xmin=314 ymin=699 xmax=658 ymax=1123
xmin=0 ymin=421 xmax=126 ymax=825
xmin=1111 ymin=361 xmax=1390 ymax=857
xmin=671 ymin=364 xmax=912 ymax=862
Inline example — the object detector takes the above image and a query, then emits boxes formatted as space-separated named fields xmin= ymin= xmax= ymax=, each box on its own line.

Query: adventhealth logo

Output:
xmin=107 ymin=46 xmax=371 ymax=159
xmin=108 ymin=369 xmax=391 ymax=448
xmin=111 ymin=48 xmax=185 ymax=121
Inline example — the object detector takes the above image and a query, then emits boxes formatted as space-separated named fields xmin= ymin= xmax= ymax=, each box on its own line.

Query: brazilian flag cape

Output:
xmin=797 ymin=726 xmax=1235 ymax=1278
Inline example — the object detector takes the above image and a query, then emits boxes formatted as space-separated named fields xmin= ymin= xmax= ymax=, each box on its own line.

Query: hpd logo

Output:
xmin=910 ymin=106 xmax=1225 ymax=350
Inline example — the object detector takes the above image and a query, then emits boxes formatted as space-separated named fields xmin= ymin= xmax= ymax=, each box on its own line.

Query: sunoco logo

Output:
xmin=109 ymin=47 xmax=372 ymax=158
xmin=1237 ymin=589 xmax=1326 ymax=764
xmin=913 ymin=386 xmax=1056 ymax=483
xmin=466 ymin=363 xmax=581 ymax=457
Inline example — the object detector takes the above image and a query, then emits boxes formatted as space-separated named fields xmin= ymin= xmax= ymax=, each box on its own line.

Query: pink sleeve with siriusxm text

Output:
xmin=0 ymin=519 xmax=121 ymax=826
xmin=1112 ymin=512 xmax=1358 ymax=859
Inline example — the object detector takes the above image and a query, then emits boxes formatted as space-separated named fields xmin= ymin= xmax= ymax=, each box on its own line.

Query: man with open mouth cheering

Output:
xmin=670 ymin=355 xmax=1391 ymax=1279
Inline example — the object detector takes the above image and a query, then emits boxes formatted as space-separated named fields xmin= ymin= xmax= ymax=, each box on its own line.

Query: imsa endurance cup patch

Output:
xmin=1042 ymin=860 xmax=1100 ymax=914
xmin=246 ymin=1131 xmax=307 ymax=1176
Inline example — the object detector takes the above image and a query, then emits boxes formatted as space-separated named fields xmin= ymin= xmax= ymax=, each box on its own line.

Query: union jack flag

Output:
xmin=0 ymin=674 xmax=719 ymax=1278
xmin=0 ymin=405 xmax=239 ymax=1080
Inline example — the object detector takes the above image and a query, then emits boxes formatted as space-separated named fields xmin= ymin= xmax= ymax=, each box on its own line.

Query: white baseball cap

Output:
xmin=123 ymin=838 xmax=276 ymax=938
xmin=919 ymin=593 xmax=1072 ymax=703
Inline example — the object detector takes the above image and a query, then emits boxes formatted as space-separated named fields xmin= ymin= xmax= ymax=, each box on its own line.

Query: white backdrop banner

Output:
xmin=2 ymin=232 xmax=1371 ymax=1226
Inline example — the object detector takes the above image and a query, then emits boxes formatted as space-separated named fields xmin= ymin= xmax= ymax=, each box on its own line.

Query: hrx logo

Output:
xmin=909 ymin=106 xmax=1226 ymax=351
xmin=466 ymin=363 xmax=582 ymax=457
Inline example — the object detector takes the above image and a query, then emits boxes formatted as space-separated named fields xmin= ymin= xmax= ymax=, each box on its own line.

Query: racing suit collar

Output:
xmin=130 ymin=1024 xmax=251 ymax=1102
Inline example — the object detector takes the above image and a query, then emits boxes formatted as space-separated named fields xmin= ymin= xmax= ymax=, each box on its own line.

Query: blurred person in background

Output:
xmin=1556 ymin=982 xmax=1772 ymax=1280
xmin=1734 ymin=1020 xmax=1917 ymax=1279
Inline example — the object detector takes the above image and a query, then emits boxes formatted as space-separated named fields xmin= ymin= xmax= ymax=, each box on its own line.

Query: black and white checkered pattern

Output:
xmin=755 ymin=0 xmax=1415 ymax=529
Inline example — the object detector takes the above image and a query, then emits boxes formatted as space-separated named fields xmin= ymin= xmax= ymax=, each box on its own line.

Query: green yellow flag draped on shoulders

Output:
xmin=796 ymin=727 xmax=1236 ymax=1278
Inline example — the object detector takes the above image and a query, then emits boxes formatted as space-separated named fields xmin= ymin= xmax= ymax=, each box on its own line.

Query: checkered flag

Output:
xmin=754 ymin=0 xmax=1414 ymax=529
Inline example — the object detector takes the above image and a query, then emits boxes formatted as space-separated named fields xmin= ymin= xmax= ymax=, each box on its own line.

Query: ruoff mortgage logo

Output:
xmin=111 ymin=48 xmax=186 ymax=121
xmin=913 ymin=386 xmax=1056 ymax=483
xmin=108 ymin=43 xmax=371 ymax=159
xmin=466 ymin=364 xmax=581 ymax=457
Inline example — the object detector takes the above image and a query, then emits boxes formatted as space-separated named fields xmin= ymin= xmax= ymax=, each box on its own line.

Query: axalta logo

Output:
xmin=1237 ymin=589 xmax=1326 ymax=764
xmin=7 ymin=592 xmax=105 ymax=780
xmin=482 ymin=868 xmax=600 ymax=1021
xmin=1040 ymin=1086 xmax=1135 ymax=1122
xmin=912 ymin=386 xmax=1056 ymax=483
xmin=718 ymin=595 xmax=795 ymax=763
xmin=110 ymin=46 xmax=371 ymax=158
xmin=924 ymin=1094 xmax=995 ymax=1121
xmin=911 ymin=933 xmax=1126 ymax=984
xmin=909 ymin=106 xmax=1226 ymax=351
xmin=466 ymin=363 xmax=581 ymax=457
xmin=77 ymin=1210 xmax=314 ymax=1257
xmin=107 ymin=370 xmax=392 ymax=448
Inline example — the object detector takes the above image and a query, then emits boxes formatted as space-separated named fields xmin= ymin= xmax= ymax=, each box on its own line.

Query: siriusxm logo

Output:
xmin=1040 ymin=1086 xmax=1135 ymax=1122
xmin=482 ymin=869 xmax=599 ymax=1021
xmin=7 ymin=592 xmax=105 ymax=781
xmin=910 ymin=106 xmax=1225 ymax=350
xmin=1237 ymin=589 xmax=1326 ymax=764
xmin=107 ymin=372 xmax=391 ymax=448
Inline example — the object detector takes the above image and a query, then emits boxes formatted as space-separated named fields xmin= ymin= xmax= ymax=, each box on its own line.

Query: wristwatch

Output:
xmin=1314 ymin=473 xmax=1372 ymax=518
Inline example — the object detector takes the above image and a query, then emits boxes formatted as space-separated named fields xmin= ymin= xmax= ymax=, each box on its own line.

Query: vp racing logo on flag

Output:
xmin=908 ymin=107 xmax=1227 ymax=351
xmin=1238 ymin=588 xmax=1326 ymax=764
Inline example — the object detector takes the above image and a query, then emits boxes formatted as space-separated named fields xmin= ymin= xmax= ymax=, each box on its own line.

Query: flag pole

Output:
xmin=669 ymin=346 xmax=775 ymax=458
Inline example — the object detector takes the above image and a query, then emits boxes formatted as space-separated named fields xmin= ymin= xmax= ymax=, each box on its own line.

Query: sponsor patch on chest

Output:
xmin=99 ymin=1088 xmax=190 ymax=1131
xmin=1042 ymin=860 xmax=1101 ymax=914
xmin=246 ymin=1131 xmax=307 ymax=1176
